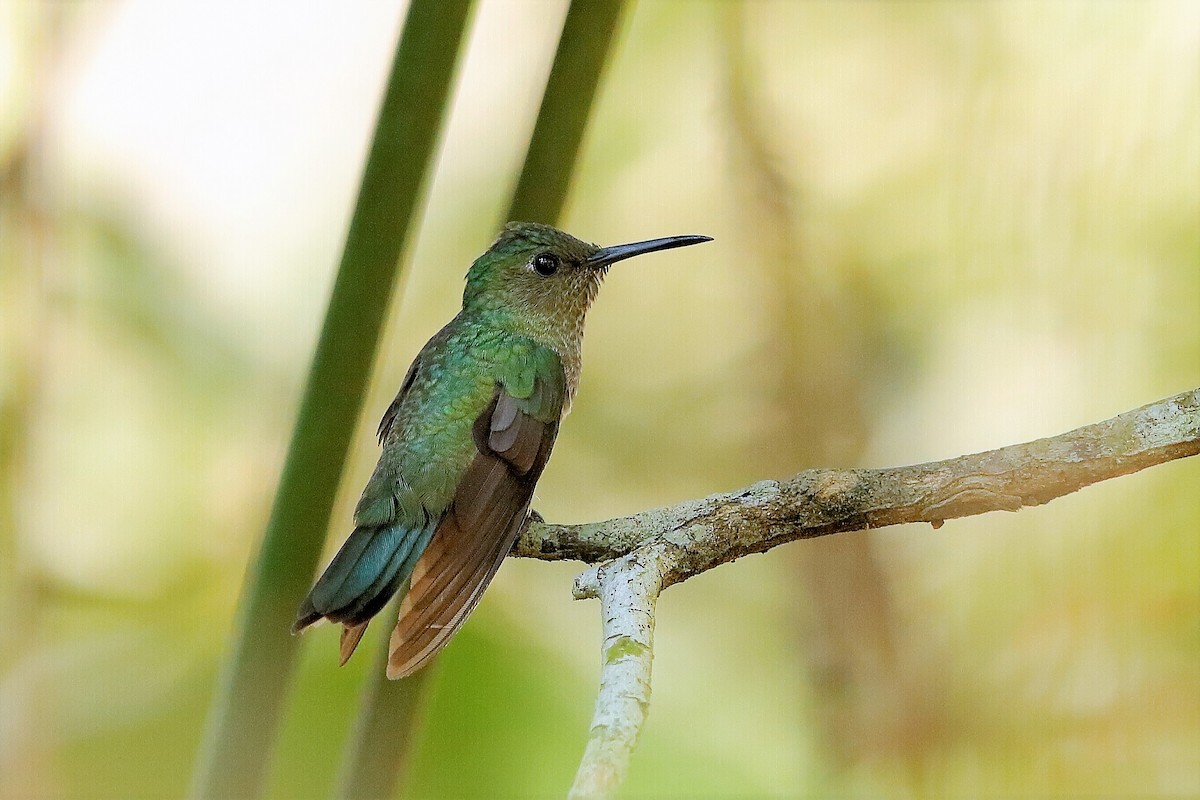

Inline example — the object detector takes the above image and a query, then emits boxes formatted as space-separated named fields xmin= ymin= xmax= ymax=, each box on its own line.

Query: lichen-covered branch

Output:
xmin=517 ymin=387 xmax=1200 ymax=577
xmin=514 ymin=387 xmax=1200 ymax=800
xmin=566 ymin=547 xmax=667 ymax=800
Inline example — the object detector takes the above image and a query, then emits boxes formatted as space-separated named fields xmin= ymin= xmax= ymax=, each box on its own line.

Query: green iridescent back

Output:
xmin=354 ymin=314 xmax=566 ymax=531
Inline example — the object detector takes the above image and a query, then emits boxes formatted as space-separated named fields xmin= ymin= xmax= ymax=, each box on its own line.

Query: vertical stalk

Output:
xmin=506 ymin=0 xmax=630 ymax=225
xmin=333 ymin=1 xmax=629 ymax=798
xmin=332 ymin=597 xmax=431 ymax=800
xmin=189 ymin=2 xmax=475 ymax=798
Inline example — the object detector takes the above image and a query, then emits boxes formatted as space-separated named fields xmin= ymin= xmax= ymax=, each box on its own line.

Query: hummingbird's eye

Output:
xmin=531 ymin=252 xmax=560 ymax=276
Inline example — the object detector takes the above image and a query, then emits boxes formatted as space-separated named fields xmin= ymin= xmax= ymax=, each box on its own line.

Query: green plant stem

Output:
xmin=331 ymin=595 xmax=432 ymax=800
xmin=333 ymin=1 xmax=629 ymax=798
xmin=188 ymin=2 xmax=475 ymax=798
xmin=506 ymin=0 xmax=630 ymax=225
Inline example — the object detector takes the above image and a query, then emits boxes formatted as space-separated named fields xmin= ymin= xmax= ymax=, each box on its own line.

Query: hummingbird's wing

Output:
xmin=385 ymin=363 xmax=565 ymax=679
xmin=375 ymin=354 xmax=420 ymax=444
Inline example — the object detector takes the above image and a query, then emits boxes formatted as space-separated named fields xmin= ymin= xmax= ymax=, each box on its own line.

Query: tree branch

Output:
xmin=518 ymin=387 xmax=1199 ymax=573
xmin=566 ymin=547 xmax=666 ymax=799
xmin=514 ymin=386 xmax=1200 ymax=799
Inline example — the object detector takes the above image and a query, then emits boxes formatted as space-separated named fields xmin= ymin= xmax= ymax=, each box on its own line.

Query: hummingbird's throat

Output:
xmin=511 ymin=267 xmax=604 ymax=409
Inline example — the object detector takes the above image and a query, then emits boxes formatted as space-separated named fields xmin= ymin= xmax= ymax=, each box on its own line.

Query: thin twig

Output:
xmin=513 ymin=386 xmax=1200 ymax=799
xmin=567 ymin=547 xmax=666 ymax=800
xmin=518 ymin=387 xmax=1200 ymax=571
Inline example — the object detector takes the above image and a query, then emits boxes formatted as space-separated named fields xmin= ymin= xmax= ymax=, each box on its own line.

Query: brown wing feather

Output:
xmin=385 ymin=383 xmax=559 ymax=679
xmin=387 ymin=505 xmax=517 ymax=677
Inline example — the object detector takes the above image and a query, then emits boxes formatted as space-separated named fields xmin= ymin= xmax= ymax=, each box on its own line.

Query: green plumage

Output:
xmin=357 ymin=321 xmax=564 ymax=528
xmin=293 ymin=222 xmax=711 ymax=678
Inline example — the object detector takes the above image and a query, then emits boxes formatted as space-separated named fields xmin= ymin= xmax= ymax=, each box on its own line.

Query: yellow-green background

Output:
xmin=2 ymin=1 xmax=1197 ymax=797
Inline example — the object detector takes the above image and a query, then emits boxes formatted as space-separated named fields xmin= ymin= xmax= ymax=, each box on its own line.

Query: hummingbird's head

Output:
xmin=463 ymin=222 xmax=711 ymax=351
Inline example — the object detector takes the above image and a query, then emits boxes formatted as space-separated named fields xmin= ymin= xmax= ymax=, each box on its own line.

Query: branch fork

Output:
xmin=513 ymin=387 xmax=1200 ymax=799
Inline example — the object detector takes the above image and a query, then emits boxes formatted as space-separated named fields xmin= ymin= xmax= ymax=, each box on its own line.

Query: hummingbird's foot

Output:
xmin=512 ymin=509 xmax=545 ymax=555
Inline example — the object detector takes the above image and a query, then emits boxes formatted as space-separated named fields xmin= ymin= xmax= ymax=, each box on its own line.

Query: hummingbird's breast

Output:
xmin=516 ymin=315 xmax=583 ymax=415
xmin=514 ymin=285 xmax=597 ymax=412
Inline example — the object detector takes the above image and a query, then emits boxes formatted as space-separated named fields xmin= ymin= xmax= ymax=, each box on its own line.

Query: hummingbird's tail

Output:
xmin=292 ymin=520 xmax=436 ymax=643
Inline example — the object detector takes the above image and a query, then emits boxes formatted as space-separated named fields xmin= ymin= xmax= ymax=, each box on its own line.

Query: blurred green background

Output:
xmin=2 ymin=1 xmax=1198 ymax=798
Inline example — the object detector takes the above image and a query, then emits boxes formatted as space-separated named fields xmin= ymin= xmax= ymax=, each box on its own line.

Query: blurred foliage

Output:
xmin=189 ymin=2 xmax=476 ymax=798
xmin=1 ymin=1 xmax=1197 ymax=799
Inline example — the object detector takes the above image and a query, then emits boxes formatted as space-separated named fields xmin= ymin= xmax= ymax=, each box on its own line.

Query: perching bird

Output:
xmin=293 ymin=222 xmax=711 ymax=678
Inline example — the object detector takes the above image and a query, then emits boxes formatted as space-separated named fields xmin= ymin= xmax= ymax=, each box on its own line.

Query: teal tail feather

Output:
xmin=293 ymin=520 xmax=435 ymax=634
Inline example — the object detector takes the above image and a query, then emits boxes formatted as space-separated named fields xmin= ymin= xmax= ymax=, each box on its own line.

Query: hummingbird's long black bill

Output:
xmin=586 ymin=234 xmax=712 ymax=269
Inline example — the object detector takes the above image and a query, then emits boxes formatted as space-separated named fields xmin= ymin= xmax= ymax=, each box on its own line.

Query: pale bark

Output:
xmin=513 ymin=387 xmax=1200 ymax=799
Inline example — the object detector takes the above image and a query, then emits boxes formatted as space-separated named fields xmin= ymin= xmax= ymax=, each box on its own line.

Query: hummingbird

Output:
xmin=293 ymin=222 xmax=711 ymax=679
